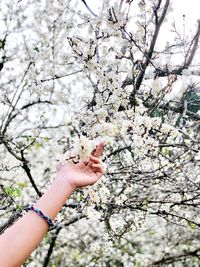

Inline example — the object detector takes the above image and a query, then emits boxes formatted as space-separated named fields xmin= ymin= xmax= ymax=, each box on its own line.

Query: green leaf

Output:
xmin=5 ymin=186 xmax=22 ymax=198
xmin=149 ymin=109 xmax=163 ymax=118
xmin=4 ymin=187 xmax=12 ymax=196
xmin=16 ymin=181 xmax=27 ymax=188
xmin=34 ymin=142 xmax=42 ymax=148
xmin=15 ymin=188 xmax=22 ymax=198
xmin=161 ymin=147 xmax=169 ymax=156
xmin=17 ymin=203 xmax=22 ymax=210
xmin=185 ymin=91 xmax=200 ymax=113
xmin=188 ymin=221 xmax=197 ymax=230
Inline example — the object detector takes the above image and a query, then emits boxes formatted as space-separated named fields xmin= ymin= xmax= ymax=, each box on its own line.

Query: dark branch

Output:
xmin=20 ymin=150 xmax=42 ymax=197
xmin=43 ymin=214 xmax=85 ymax=267
xmin=80 ymin=0 xmax=97 ymax=17
xmin=129 ymin=0 xmax=170 ymax=105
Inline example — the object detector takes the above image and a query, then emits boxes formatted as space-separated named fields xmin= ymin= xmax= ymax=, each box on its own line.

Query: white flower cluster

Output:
xmin=70 ymin=136 xmax=94 ymax=161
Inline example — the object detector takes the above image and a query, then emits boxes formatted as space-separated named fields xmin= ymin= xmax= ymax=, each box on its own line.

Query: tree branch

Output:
xmin=20 ymin=150 xmax=42 ymax=197
xmin=80 ymin=0 xmax=97 ymax=17
xmin=43 ymin=214 xmax=85 ymax=267
xmin=128 ymin=0 xmax=170 ymax=106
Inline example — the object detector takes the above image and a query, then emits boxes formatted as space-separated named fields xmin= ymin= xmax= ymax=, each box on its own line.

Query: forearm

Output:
xmin=0 ymin=175 xmax=74 ymax=267
xmin=0 ymin=142 xmax=105 ymax=267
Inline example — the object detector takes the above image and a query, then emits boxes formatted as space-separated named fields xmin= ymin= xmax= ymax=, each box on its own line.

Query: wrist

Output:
xmin=35 ymin=174 xmax=76 ymax=220
xmin=55 ymin=174 xmax=76 ymax=192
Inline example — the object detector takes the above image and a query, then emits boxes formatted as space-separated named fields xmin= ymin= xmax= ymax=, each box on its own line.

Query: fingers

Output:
xmin=87 ymin=154 xmax=106 ymax=174
xmin=86 ymin=155 xmax=101 ymax=167
xmin=91 ymin=163 xmax=105 ymax=174
xmin=89 ymin=155 xmax=101 ymax=164
xmin=91 ymin=141 xmax=105 ymax=158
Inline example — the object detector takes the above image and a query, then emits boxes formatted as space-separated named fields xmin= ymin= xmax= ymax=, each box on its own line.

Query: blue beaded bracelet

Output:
xmin=27 ymin=204 xmax=55 ymax=227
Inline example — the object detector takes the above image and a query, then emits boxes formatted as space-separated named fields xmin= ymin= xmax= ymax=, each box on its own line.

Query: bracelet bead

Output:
xmin=26 ymin=204 xmax=55 ymax=228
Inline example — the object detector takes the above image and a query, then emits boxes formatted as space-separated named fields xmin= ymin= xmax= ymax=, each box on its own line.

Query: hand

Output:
xmin=56 ymin=142 xmax=105 ymax=190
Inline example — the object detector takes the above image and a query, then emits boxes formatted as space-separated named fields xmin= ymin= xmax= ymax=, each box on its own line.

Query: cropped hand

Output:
xmin=56 ymin=142 xmax=105 ymax=189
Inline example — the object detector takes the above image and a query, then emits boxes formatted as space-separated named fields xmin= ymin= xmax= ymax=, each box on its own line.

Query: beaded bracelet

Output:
xmin=26 ymin=204 xmax=55 ymax=228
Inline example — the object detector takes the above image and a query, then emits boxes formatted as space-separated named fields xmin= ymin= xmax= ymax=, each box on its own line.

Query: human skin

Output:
xmin=0 ymin=142 xmax=105 ymax=267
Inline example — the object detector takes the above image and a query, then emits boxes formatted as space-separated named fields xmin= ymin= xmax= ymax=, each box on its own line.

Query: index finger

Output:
xmin=91 ymin=141 xmax=105 ymax=158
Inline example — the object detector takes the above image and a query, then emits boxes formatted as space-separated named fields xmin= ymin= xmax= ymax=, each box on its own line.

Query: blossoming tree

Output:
xmin=0 ymin=0 xmax=200 ymax=266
